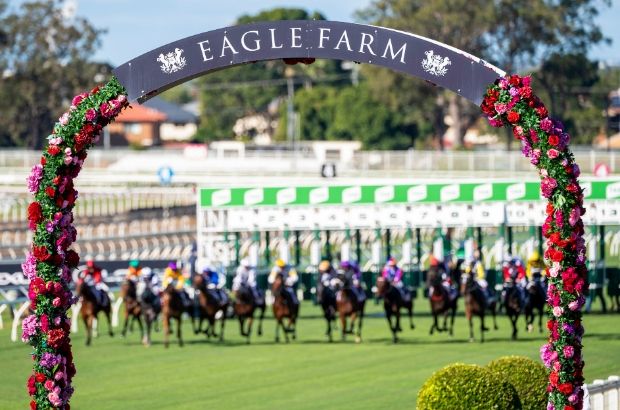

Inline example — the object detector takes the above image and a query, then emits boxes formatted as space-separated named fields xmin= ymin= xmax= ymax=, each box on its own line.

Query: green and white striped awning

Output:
xmin=199 ymin=179 xmax=620 ymax=208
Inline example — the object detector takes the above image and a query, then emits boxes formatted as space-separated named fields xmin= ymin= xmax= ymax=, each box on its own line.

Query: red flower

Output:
xmin=32 ymin=245 xmax=50 ymax=262
xmin=507 ymin=111 xmax=520 ymax=123
xmin=27 ymin=202 xmax=43 ymax=225
xmin=46 ymin=328 xmax=66 ymax=349
xmin=558 ymin=383 xmax=574 ymax=394
xmin=547 ymin=319 xmax=555 ymax=331
xmin=27 ymin=375 xmax=36 ymax=395
xmin=550 ymin=371 xmax=559 ymax=386
xmin=565 ymin=406 xmax=575 ymax=410
xmin=30 ymin=400 xmax=37 ymax=410
xmin=34 ymin=372 xmax=46 ymax=383
xmin=40 ymin=156 xmax=46 ymax=166
xmin=546 ymin=203 xmax=555 ymax=215
xmin=90 ymin=85 xmax=100 ymax=94
xmin=519 ymin=86 xmax=532 ymax=99
xmin=536 ymin=106 xmax=548 ymax=118
xmin=509 ymin=75 xmax=521 ymax=87
xmin=45 ymin=186 xmax=56 ymax=198
xmin=47 ymin=145 xmax=61 ymax=156
xmin=30 ymin=277 xmax=46 ymax=294
xmin=567 ymin=183 xmax=579 ymax=193
xmin=65 ymin=249 xmax=80 ymax=268
xmin=548 ymin=134 xmax=560 ymax=146
xmin=52 ymin=176 xmax=60 ymax=186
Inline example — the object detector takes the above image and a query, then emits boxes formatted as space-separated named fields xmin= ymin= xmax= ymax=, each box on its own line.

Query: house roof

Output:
xmin=115 ymin=104 xmax=167 ymax=123
xmin=143 ymin=97 xmax=199 ymax=124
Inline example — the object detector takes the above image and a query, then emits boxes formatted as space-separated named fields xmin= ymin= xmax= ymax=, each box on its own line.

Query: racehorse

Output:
xmin=192 ymin=275 xmax=229 ymax=342
xmin=136 ymin=281 xmax=161 ymax=347
xmin=271 ymin=273 xmax=299 ymax=343
xmin=75 ymin=278 xmax=113 ymax=346
xmin=525 ymin=280 xmax=546 ymax=333
xmin=318 ymin=281 xmax=337 ymax=342
xmin=160 ymin=284 xmax=190 ymax=348
xmin=335 ymin=277 xmax=365 ymax=343
xmin=503 ymin=282 xmax=523 ymax=340
xmin=460 ymin=271 xmax=498 ymax=343
xmin=233 ymin=285 xmax=265 ymax=344
xmin=375 ymin=276 xmax=414 ymax=343
xmin=120 ymin=279 xmax=143 ymax=339
xmin=427 ymin=268 xmax=457 ymax=336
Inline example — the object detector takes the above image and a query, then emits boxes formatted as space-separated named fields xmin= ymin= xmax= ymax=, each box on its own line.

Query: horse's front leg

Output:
xmin=121 ymin=311 xmax=130 ymax=338
xmin=84 ymin=314 xmax=92 ymax=346
xmin=340 ymin=313 xmax=347 ymax=342
xmin=104 ymin=309 xmax=114 ymax=337
xmin=219 ymin=314 xmax=226 ymax=342
xmin=177 ymin=317 xmax=184 ymax=347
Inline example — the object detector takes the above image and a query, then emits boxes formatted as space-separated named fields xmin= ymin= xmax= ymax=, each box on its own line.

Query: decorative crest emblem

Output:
xmin=157 ymin=48 xmax=186 ymax=74
xmin=421 ymin=50 xmax=451 ymax=77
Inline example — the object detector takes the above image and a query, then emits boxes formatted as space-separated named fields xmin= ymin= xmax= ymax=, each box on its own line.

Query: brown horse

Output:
xmin=460 ymin=271 xmax=498 ymax=343
xmin=427 ymin=269 xmax=457 ymax=336
xmin=375 ymin=276 xmax=414 ymax=343
xmin=525 ymin=280 xmax=546 ymax=333
xmin=161 ymin=284 xmax=189 ymax=348
xmin=503 ymin=282 xmax=523 ymax=340
xmin=75 ymin=279 xmax=113 ymax=346
xmin=335 ymin=278 xmax=365 ymax=343
xmin=233 ymin=285 xmax=265 ymax=344
xmin=135 ymin=281 xmax=161 ymax=347
xmin=120 ymin=279 xmax=143 ymax=339
xmin=192 ymin=275 xmax=229 ymax=342
xmin=271 ymin=274 xmax=299 ymax=343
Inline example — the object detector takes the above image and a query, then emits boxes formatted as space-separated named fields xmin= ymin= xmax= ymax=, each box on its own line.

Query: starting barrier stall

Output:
xmin=196 ymin=179 xmax=620 ymax=301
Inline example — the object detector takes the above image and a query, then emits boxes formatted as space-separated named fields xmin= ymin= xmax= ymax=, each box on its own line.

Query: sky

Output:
xmin=9 ymin=0 xmax=620 ymax=66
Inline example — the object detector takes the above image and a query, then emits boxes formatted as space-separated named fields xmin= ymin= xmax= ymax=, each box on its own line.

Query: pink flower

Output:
xmin=494 ymin=103 xmax=507 ymax=114
xmin=59 ymin=113 xmax=70 ymax=126
xmin=522 ymin=76 xmax=532 ymax=87
xmin=71 ymin=93 xmax=88 ymax=107
xmin=48 ymin=391 xmax=62 ymax=407
xmin=569 ymin=300 xmax=581 ymax=311
xmin=27 ymin=164 xmax=43 ymax=194
xmin=44 ymin=379 xmax=55 ymax=391
xmin=569 ymin=394 xmax=578 ymax=404
xmin=540 ymin=118 xmax=553 ymax=132
xmin=54 ymin=371 xmax=64 ymax=381
xmin=549 ymin=262 xmax=561 ymax=278
xmin=499 ymin=78 xmax=509 ymax=89
xmin=547 ymin=149 xmax=560 ymax=159
xmin=488 ymin=117 xmax=504 ymax=127
xmin=53 ymin=297 xmax=62 ymax=307
xmin=553 ymin=306 xmax=564 ymax=317
xmin=85 ymin=108 xmax=98 ymax=122
xmin=563 ymin=345 xmax=575 ymax=358
xmin=21 ymin=315 xmax=38 ymax=342
xmin=21 ymin=253 xmax=38 ymax=280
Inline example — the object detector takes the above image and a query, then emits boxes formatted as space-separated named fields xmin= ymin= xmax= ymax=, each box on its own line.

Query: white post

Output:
xmin=71 ymin=302 xmax=82 ymax=333
xmin=111 ymin=298 xmax=123 ymax=327
xmin=341 ymin=241 xmax=351 ymax=262
xmin=310 ymin=240 xmax=321 ymax=266
xmin=401 ymin=239 xmax=412 ymax=264
xmin=279 ymin=237 xmax=290 ymax=264
xmin=11 ymin=302 xmax=30 ymax=342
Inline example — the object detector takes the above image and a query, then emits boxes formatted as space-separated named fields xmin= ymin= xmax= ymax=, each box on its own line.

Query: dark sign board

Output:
xmin=113 ymin=20 xmax=504 ymax=105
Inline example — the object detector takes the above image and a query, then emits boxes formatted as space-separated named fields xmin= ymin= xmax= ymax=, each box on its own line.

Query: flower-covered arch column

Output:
xmin=23 ymin=33 xmax=587 ymax=410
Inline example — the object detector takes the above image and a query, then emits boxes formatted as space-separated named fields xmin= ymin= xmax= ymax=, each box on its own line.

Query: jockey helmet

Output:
xmin=168 ymin=261 xmax=177 ymax=270
xmin=86 ymin=260 xmax=95 ymax=268
xmin=240 ymin=257 xmax=250 ymax=267
xmin=339 ymin=260 xmax=351 ymax=270
xmin=387 ymin=257 xmax=397 ymax=266
xmin=528 ymin=251 xmax=540 ymax=263
xmin=275 ymin=259 xmax=286 ymax=268
xmin=319 ymin=260 xmax=331 ymax=271
xmin=129 ymin=259 xmax=140 ymax=268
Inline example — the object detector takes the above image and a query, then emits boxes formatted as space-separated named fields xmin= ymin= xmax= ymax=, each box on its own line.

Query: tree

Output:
xmin=355 ymin=0 xmax=611 ymax=149
xmin=0 ymin=0 xmax=108 ymax=148
xmin=197 ymin=8 xmax=347 ymax=142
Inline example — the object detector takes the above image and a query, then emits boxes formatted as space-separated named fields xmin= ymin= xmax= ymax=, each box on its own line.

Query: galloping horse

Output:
xmin=427 ymin=268 xmax=457 ymax=336
xmin=271 ymin=273 xmax=299 ymax=343
xmin=460 ymin=271 xmax=498 ymax=343
xmin=233 ymin=285 xmax=265 ymax=344
xmin=375 ymin=276 xmax=414 ymax=343
xmin=335 ymin=277 xmax=365 ymax=343
xmin=319 ymin=282 xmax=337 ymax=342
xmin=503 ymin=283 xmax=523 ymax=340
xmin=136 ymin=281 xmax=161 ymax=347
xmin=192 ymin=275 xmax=229 ymax=342
xmin=75 ymin=278 xmax=114 ymax=346
xmin=160 ymin=284 xmax=190 ymax=348
xmin=120 ymin=279 xmax=142 ymax=339
xmin=525 ymin=280 xmax=546 ymax=333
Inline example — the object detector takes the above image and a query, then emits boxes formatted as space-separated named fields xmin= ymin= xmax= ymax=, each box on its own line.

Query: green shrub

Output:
xmin=487 ymin=356 xmax=548 ymax=410
xmin=417 ymin=363 xmax=521 ymax=409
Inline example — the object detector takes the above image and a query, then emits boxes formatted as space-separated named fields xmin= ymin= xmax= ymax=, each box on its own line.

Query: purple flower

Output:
xmin=563 ymin=323 xmax=575 ymax=334
xmin=573 ymin=164 xmax=581 ymax=177
xmin=540 ymin=118 xmax=553 ymax=132
xmin=21 ymin=253 xmax=37 ymax=280
xmin=540 ymin=343 xmax=555 ymax=367
xmin=521 ymin=138 xmax=532 ymax=157
xmin=21 ymin=315 xmax=38 ymax=342
xmin=509 ymin=87 xmax=520 ymax=97
xmin=569 ymin=207 xmax=580 ymax=226
xmin=547 ymin=402 xmax=555 ymax=410
xmin=27 ymin=164 xmax=44 ymax=194
xmin=569 ymin=299 xmax=581 ymax=311
xmin=40 ymin=352 xmax=61 ymax=369
xmin=541 ymin=177 xmax=558 ymax=198
xmin=45 ymin=221 xmax=56 ymax=233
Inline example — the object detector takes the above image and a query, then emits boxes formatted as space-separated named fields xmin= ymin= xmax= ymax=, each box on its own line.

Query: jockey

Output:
xmin=232 ymin=258 xmax=262 ymax=304
xmin=465 ymin=254 xmax=491 ymax=302
xmin=317 ymin=260 xmax=337 ymax=303
xmin=340 ymin=260 xmax=366 ymax=303
xmin=84 ymin=259 xmax=109 ymax=307
xmin=126 ymin=259 xmax=142 ymax=282
xmin=382 ymin=257 xmax=410 ymax=302
xmin=430 ymin=256 xmax=457 ymax=302
xmin=202 ymin=266 xmax=228 ymax=305
xmin=526 ymin=251 xmax=545 ymax=282
xmin=268 ymin=259 xmax=299 ymax=307
xmin=502 ymin=257 xmax=527 ymax=306
xmin=141 ymin=268 xmax=161 ymax=295
xmin=163 ymin=261 xmax=191 ymax=307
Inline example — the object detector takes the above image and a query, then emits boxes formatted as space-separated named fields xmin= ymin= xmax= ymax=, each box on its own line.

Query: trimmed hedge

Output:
xmin=417 ymin=363 xmax=522 ymax=409
xmin=488 ymin=356 xmax=548 ymax=410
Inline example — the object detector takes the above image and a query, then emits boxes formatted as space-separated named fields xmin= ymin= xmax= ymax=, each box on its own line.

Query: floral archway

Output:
xmin=22 ymin=26 xmax=586 ymax=410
